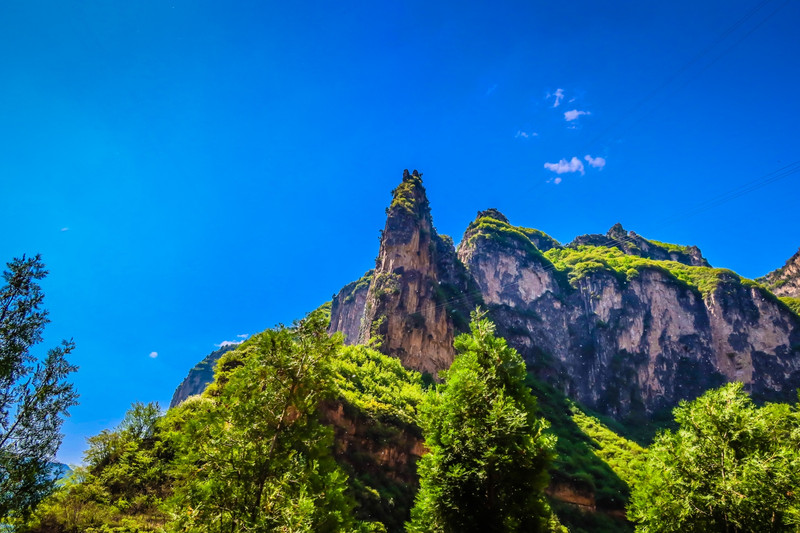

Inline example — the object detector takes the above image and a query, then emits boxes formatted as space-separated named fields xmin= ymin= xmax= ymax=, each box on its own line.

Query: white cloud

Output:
xmin=515 ymin=130 xmax=538 ymax=139
xmin=564 ymin=109 xmax=590 ymax=121
xmin=544 ymin=157 xmax=585 ymax=175
xmin=216 ymin=340 xmax=243 ymax=348
xmin=550 ymin=88 xmax=565 ymax=108
xmin=554 ymin=177 xmax=562 ymax=184
xmin=585 ymin=155 xmax=606 ymax=169
xmin=236 ymin=334 xmax=248 ymax=339
xmin=60 ymin=227 xmax=69 ymax=232
xmin=149 ymin=351 xmax=158 ymax=359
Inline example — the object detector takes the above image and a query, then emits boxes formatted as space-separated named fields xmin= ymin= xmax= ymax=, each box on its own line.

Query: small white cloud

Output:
xmin=564 ymin=109 xmax=590 ymax=121
xmin=544 ymin=157 xmax=585 ymax=175
xmin=515 ymin=130 xmax=538 ymax=139
xmin=585 ymin=155 xmax=606 ymax=169
xmin=550 ymin=88 xmax=565 ymax=108
xmin=149 ymin=351 xmax=158 ymax=359
xmin=60 ymin=227 xmax=69 ymax=232
xmin=236 ymin=334 xmax=248 ymax=339
xmin=216 ymin=340 xmax=243 ymax=348
xmin=554 ymin=177 xmax=562 ymax=184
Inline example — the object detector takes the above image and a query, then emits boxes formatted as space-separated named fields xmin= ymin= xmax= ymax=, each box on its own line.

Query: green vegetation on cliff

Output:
xmin=528 ymin=377 xmax=641 ymax=533
xmin=780 ymin=296 xmax=800 ymax=316
xmin=546 ymin=245 xmax=757 ymax=297
xmin=463 ymin=215 xmax=548 ymax=260
xmin=389 ymin=172 xmax=427 ymax=217
xmin=644 ymin=238 xmax=691 ymax=255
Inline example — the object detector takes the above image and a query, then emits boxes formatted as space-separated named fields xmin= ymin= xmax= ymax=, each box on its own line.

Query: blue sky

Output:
xmin=1 ymin=0 xmax=798 ymax=465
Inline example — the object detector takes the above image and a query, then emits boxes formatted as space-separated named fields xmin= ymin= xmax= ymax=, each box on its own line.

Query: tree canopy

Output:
xmin=407 ymin=310 xmax=559 ymax=533
xmin=628 ymin=382 xmax=800 ymax=532
xmin=165 ymin=310 xmax=363 ymax=532
xmin=0 ymin=254 xmax=77 ymax=521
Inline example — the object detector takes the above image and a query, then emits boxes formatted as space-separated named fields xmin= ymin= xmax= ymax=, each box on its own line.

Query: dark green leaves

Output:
xmin=0 ymin=255 xmax=77 ymax=522
xmin=629 ymin=383 xmax=800 ymax=532
xmin=408 ymin=310 xmax=558 ymax=533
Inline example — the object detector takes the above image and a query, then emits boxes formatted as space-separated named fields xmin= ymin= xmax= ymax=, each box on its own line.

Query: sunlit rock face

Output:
xmin=330 ymin=175 xmax=800 ymax=421
xmin=350 ymin=170 xmax=476 ymax=376
xmin=760 ymin=248 xmax=800 ymax=298
xmin=174 ymin=170 xmax=800 ymax=424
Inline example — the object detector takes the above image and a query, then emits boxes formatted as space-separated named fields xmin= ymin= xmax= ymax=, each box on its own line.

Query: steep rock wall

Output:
xmin=169 ymin=344 xmax=237 ymax=408
xmin=457 ymin=211 xmax=800 ymax=419
xmin=355 ymin=170 xmax=475 ymax=375
xmin=760 ymin=248 xmax=800 ymax=298
xmin=329 ymin=270 xmax=373 ymax=344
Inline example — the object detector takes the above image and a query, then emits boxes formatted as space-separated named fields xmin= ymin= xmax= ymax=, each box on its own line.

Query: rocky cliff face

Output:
xmin=760 ymin=248 xmax=800 ymax=298
xmin=329 ymin=270 xmax=373 ymax=345
xmin=170 ymin=344 xmax=237 ymax=408
xmin=174 ymin=170 xmax=800 ymax=425
xmin=454 ymin=212 xmax=800 ymax=419
xmin=572 ymin=222 xmax=709 ymax=267
xmin=337 ymin=170 xmax=476 ymax=376
xmin=329 ymin=174 xmax=800 ymax=421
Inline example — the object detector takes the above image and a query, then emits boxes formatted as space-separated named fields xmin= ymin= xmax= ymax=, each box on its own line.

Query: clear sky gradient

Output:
xmin=1 ymin=0 xmax=799 ymax=465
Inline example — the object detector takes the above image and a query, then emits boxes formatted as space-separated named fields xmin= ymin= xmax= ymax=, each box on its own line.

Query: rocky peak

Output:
xmin=607 ymin=222 xmax=627 ymax=240
xmin=476 ymin=208 xmax=509 ymax=224
xmin=760 ymin=248 xmax=800 ymax=299
xmin=570 ymin=224 xmax=709 ymax=267
xmin=354 ymin=170 xmax=469 ymax=375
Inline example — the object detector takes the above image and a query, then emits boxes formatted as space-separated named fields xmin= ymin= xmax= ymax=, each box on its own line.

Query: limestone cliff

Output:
xmin=169 ymin=344 xmax=237 ymax=408
xmin=329 ymin=270 xmax=373 ymax=344
xmin=330 ymin=192 xmax=800 ymax=422
xmin=176 ymin=171 xmax=800 ymax=425
xmin=352 ymin=169 xmax=476 ymax=375
xmin=760 ymin=248 xmax=800 ymax=298
xmin=456 ymin=211 xmax=800 ymax=420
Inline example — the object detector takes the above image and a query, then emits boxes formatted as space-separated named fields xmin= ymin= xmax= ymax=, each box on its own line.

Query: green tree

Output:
xmin=628 ymin=382 xmax=800 ymax=532
xmin=166 ymin=311 xmax=361 ymax=532
xmin=0 ymin=254 xmax=78 ymax=521
xmin=22 ymin=402 xmax=171 ymax=531
xmin=407 ymin=310 xmax=558 ymax=533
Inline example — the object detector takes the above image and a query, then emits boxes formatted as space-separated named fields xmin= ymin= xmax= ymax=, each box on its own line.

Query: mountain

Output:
xmin=173 ymin=169 xmax=800 ymax=422
xmin=157 ymin=168 xmax=800 ymax=532
xmin=169 ymin=344 xmax=237 ymax=408
xmin=329 ymin=170 xmax=800 ymax=425
xmin=759 ymin=249 xmax=800 ymax=320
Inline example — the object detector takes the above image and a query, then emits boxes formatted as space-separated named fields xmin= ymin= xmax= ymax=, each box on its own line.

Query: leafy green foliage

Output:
xmin=546 ymin=245 xmax=756 ymax=296
xmin=165 ymin=311 xmax=363 ymax=532
xmin=0 ymin=254 xmax=78 ymax=522
xmin=780 ymin=296 xmax=800 ymax=316
xmin=526 ymin=376 xmax=639 ymax=532
xmin=628 ymin=383 xmax=800 ymax=532
xmin=23 ymin=402 xmax=170 ymax=532
xmin=389 ymin=173 xmax=426 ymax=216
xmin=463 ymin=216 xmax=548 ymax=261
xmin=644 ymin=239 xmax=690 ymax=255
xmin=333 ymin=345 xmax=424 ymax=427
xmin=329 ymin=345 xmax=426 ymax=531
xmin=408 ymin=311 xmax=559 ymax=532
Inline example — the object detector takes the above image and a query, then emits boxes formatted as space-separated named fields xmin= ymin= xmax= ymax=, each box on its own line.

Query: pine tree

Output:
xmin=407 ymin=310 xmax=557 ymax=532
xmin=0 ymin=254 xmax=78 ymax=521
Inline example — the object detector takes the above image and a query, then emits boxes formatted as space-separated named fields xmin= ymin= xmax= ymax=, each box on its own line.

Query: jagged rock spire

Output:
xmin=356 ymin=169 xmax=458 ymax=375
